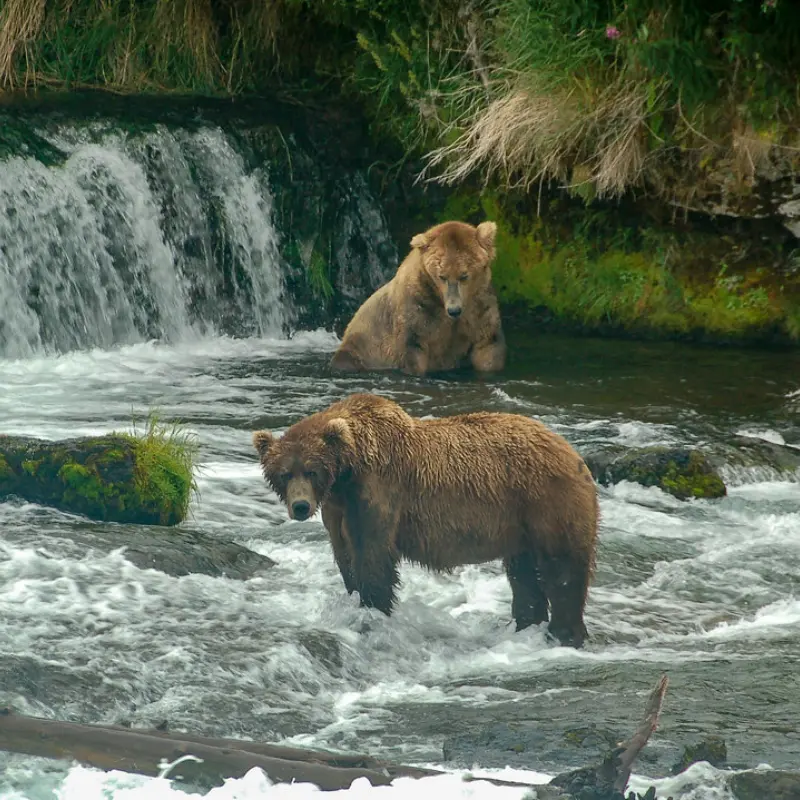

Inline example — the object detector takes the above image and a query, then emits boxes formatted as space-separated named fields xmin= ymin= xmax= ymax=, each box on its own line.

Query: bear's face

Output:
xmin=253 ymin=418 xmax=354 ymax=521
xmin=411 ymin=220 xmax=497 ymax=320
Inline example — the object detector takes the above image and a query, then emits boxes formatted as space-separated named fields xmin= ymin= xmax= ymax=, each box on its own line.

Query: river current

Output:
xmin=0 ymin=114 xmax=799 ymax=800
xmin=1 ymin=329 xmax=799 ymax=800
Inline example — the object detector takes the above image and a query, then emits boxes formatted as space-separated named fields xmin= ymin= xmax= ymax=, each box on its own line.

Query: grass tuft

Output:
xmin=0 ymin=0 xmax=46 ymax=88
xmin=124 ymin=410 xmax=199 ymax=526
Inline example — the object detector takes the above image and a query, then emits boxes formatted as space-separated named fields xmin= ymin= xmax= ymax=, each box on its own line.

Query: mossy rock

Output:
xmin=729 ymin=770 xmax=800 ymax=800
xmin=672 ymin=734 xmax=728 ymax=774
xmin=0 ymin=429 xmax=196 ymax=526
xmin=586 ymin=446 xmax=727 ymax=500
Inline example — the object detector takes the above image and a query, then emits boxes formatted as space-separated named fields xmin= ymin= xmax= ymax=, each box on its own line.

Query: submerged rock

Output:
xmin=442 ymin=721 xmax=628 ymax=773
xmin=672 ymin=734 xmax=727 ymax=774
xmin=729 ymin=769 xmax=800 ymax=800
xmin=711 ymin=435 xmax=800 ymax=477
xmin=584 ymin=446 xmax=727 ymax=500
xmin=76 ymin=524 xmax=277 ymax=579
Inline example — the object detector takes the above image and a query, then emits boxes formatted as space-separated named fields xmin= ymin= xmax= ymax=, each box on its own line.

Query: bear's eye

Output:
xmin=306 ymin=470 xmax=318 ymax=479
xmin=279 ymin=472 xmax=292 ymax=483
xmin=438 ymin=275 xmax=447 ymax=283
xmin=459 ymin=273 xmax=469 ymax=282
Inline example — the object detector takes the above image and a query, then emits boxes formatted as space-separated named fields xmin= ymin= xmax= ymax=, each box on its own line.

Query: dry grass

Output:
xmin=732 ymin=125 xmax=775 ymax=184
xmin=150 ymin=0 xmax=220 ymax=85
xmin=0 ymin=0 xmax=46 ymax=88
xmin=424 ymin=76 xmax=659 ymax=200
xmin=0 ymin=0 xmax=291 ymax=95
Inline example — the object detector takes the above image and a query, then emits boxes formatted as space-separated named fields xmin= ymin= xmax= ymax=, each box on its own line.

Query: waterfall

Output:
xmin=0 ymin=120 xmax=293 ymax=359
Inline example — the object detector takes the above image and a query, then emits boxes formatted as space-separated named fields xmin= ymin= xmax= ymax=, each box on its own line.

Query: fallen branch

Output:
xmin=548 ymin=674 xmax=669 ymax=799
xmin=0 ymin=675 xmax=669 ymax=795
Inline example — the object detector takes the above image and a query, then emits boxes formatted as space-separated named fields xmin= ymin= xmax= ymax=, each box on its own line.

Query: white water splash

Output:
xmin=0 ymin=124 xmax=289 ymax=358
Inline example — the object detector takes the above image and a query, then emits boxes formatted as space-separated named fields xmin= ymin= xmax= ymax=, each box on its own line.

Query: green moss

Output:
xmin=0 ymin=423 xmax=197 ymax=525
xmin=438 ymin=187 xmax=800 ymax=344
xmin=660 ymin=453 xmax=727 ymax=500
xmin=58 ymin=460 xmax=122 ymax=518
xmin=608 ymin=447 xmax=727 ymax=500
xmin=123 ymin=414 xmax=198 ymax=526
xmin=0 ymin=454 xmax=13 ymax=482
xmin=673 ymin=735 xmax=728 ymax=773
xmin=22 ymin=459 xmax=42 ymax=476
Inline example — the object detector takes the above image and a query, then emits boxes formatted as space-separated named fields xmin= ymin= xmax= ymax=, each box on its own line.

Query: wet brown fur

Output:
xmin=330 ymin=220 xmax=506 ymax=376
xmin=253 ymin=394 xmax=599 ymax=648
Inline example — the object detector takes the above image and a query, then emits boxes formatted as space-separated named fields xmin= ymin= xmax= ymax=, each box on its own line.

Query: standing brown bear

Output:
xmin=330 ymin=220 xmax=506 ymax=376
xmin=253 ymin=393 xmax=599 ymax=648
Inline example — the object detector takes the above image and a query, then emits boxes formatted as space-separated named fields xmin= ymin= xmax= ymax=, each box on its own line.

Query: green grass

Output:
xmin=2 ymin=0 xmax=797 ymax=209
xmin=423 ymin=0 xmax=800 ymax=204
xmin=124 ymin=411 xmax=199 ymax=526
xmin=435 ymin=187 xmax=800 ymax=343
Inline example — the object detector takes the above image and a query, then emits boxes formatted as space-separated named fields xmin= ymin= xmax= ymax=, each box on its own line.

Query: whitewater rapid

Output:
xmin=1 ymin=330 xmax=798 ymax=800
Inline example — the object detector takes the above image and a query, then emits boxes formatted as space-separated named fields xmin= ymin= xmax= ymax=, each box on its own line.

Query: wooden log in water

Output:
xmin=0 ymin=427 xmax=195 ymax=525
xmin=0 ymin=677 xmax=669 ymax=796
xmin=0 ymin=708 xmax=402 ymax=790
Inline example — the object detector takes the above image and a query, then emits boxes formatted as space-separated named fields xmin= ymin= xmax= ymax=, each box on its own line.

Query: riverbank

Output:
xmin=3 ymin=85 xmax=799 ymax=347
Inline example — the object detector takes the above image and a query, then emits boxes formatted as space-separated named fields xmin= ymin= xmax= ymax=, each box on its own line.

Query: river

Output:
xmin=0 ymin=110 xmax=799 ymax=800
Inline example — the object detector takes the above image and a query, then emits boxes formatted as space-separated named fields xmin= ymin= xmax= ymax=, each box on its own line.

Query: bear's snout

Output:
xmin=446 ymin=306 xmax=462 ymax=319
xmin=291 ymin=499 xmax=312 ymax=521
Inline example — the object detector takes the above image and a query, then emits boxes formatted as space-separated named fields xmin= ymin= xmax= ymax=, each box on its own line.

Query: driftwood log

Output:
xmin=0 ymin=675 xmax=668 ymax=797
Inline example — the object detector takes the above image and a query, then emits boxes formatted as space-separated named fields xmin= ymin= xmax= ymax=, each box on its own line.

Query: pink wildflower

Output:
xmin=606 ymin=25 xmax=621 ymax=39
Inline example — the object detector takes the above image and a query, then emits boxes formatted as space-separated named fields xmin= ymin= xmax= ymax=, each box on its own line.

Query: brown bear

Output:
xmin=330 ymin=220 xmax=506 ymax=376
xmin=253 ymin=393 xmax=599 ymax=648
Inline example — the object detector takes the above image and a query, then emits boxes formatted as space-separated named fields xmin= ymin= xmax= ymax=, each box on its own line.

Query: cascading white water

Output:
xmin=0 ymin=122 xmax=289 ymax=359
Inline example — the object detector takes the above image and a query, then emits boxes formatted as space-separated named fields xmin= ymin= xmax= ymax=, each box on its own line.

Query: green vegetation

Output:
xmin=423 ymin=0 xmax=800 ymax=206
xmin=605 ymin=446 xmax=727 ymax=500
xmin=125 ymin=412 xmax=199 ymax=525
xmin=434 ymin=187 xmax=800 ymax=342
xmin=1 ymin=0 xmax=798 ymax=343
xmin=0 ymin=415 xmax=198 ymax=525
xmin=6 ymin=1 xmax=796 ymax=186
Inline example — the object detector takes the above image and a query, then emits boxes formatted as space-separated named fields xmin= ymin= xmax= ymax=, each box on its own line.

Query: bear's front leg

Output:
xmin=402 ymin=345 xmax=428 ymax=377
xmin=345 ymin=493 xmax=401 ymax=615
xmin=470 ymin=329 xmax=507 ymax=373
xmin=321 ymin=502 xmax=357 ymax=594
xmin=330 ymin=342 xmax=365 ymax=372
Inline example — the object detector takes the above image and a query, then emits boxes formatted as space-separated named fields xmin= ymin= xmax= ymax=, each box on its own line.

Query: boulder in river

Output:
xmin=729 ymin=769 xmax=800 ymax=800
xmin=671 ymin=734 xmax=728 ymax=774
xmin=710 ymin=434 xmax=800 ymax=477
xmin=74 ymin=523 xmax=277 ymax=579
xmin=584 ymin=446 xmax=727 ymax=500
xmin=0 ymin=427 xmax=196 ymax=525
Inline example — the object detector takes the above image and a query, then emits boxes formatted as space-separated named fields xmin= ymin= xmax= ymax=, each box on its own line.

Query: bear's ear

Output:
xmin=252 ymin=430 xmax=274 ymax=459
xmin=410 ymin=231 xmax=430 ymax=251
xmin=322 ymin=417 xmax=355 ymax=457
xmin=476 ymin=221 xmax=497 ymax=254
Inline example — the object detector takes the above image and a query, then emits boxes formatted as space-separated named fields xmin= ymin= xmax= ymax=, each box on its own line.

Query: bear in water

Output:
xmin=330 ymin=220 xmax=506 ymax=376
xmin=254 ymin=393 xmax=599 ymax=648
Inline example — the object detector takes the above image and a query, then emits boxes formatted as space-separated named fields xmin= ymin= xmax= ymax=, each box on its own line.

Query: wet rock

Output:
xmin=671 ymin=734 xmax=727 ymax=774
xmin=75 ymin=523 xmax=277 ymax=579
xmin=729 ymin=769 xmax=800 ymax=800
xmin=712 ymin=435 xmax=800 ymax=476
xmin=0 ymin=432 xmax=192 ymax=526
xmin=442 ymin=722 xmax=626 ymax=772
xmin=583 ymin=446 xmax=727 ymax=500
xmin=296 ymin=630 xmax=344 ymax=673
